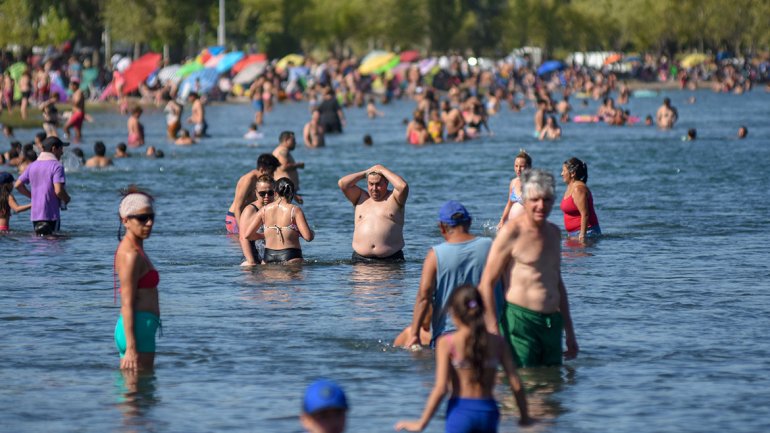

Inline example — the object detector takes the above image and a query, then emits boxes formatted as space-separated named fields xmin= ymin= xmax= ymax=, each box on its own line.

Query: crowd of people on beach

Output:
xmin=0 ymin=46 xmax=761 ymax=433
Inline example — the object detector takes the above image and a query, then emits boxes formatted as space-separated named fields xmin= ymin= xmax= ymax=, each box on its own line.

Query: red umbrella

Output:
xmin=121 ymin=52 xmax=162 ymax=94
xmin=232 ymin=54 xmax=268 ymax=74
xmin=400 ymin=50 xmax=420 ymax=63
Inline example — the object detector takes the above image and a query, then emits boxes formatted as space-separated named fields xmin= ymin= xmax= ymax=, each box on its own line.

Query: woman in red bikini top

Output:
xmin=114 ymin=189 xmax=159 ymax=371
xmin=560 ymin=157 xmax=601 ymax=243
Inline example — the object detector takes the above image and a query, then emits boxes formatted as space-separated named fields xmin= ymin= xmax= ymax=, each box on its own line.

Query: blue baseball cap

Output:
xmin=303 ymin=379 xmax=348 ymax=414
xmin=0 ymin=172 xmax=13 ymax=184
xmin=438 ymin=200 xmax=471 ymax=225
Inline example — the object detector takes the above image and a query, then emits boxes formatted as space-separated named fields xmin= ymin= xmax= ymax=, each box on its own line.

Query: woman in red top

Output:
xmin=560 ymin=157 xmax=600 ymax=243
xmin=114 ymin=188 xmax=160 ymax=370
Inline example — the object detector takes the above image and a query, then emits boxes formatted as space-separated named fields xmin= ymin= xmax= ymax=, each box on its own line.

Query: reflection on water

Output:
xmin=498 ymin=366 xmax=573 ymax=429
xmin=349 ymin=262 xmax=406 ymax=295
xmin=114 ymin=370 xmax=160 ymax=433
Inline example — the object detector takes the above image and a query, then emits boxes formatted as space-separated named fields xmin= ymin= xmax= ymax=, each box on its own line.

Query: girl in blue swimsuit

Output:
xmin=395 ymin=285 xmax=532 ymax=432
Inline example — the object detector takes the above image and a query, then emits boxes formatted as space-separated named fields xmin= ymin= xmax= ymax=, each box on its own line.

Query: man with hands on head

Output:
xmin=338 ymin=164 xmax=408 ymax=263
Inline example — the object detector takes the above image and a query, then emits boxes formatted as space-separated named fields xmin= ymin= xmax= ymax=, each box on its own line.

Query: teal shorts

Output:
xmin=500 ymin=303 xmax=563 ymax=368
xmin=114 ymin=311 xmax=160 ymax=358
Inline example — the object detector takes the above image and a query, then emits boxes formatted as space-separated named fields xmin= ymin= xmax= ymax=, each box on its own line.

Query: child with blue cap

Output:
xmin=300 ymin=379 xmax=348 ymax=433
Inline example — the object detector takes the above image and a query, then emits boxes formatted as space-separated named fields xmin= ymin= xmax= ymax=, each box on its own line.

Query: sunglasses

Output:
xmin=258 ymin=190 xmax=275 ymax=198
xmin=128 ymin=213 xmax=155 ymax=224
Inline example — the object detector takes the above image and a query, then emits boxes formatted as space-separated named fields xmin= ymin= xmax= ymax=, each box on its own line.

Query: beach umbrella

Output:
xmin=216 ymin=51 xmax=244 ymax=74
xmin=276 ymin=54 xmax=304 ymax=71
xmin=361 ymin=50 xmax=388 ymax=65
xmin=399 ymin=50 xmax=420 ymax=63
xmin=204 ymin=54 xmax=224 ymax=69
xmin=116 ymin=57 xmax=132 ymax=72
xmin=681 ymin=53 xmax=709 ymax=68
xmin=8 ymin=62 xmax=26 ymax=80
xmin=208 ymin=46 xmax=225 ymax=56
xmin=359 ymin=52 xmax=398 ymax=75
xmin=603 ymin=53 xmax=623 ymax=65
xmin=158 ymin=64 xmax=182 ymax=84
xmin=178 ymin=61 xmax=204 ymax=79
xmin=179 ymin=68 xmax=220 ymax=99
xmin=716 ymin=51 xmax=733 ymax=62
xmin=233 ymin=54 xmax=267 ymax=74
xmin=624 ymin=56 xmax=642 ymax=64
xmin=537 ymin=60 xmax=564 ymax=75
xmin=233 ymin=61 xmax=267 ymax=85
xmin=418 ymin=58 xmax=437 ymax=75
xmin=121 ymin=52 xmax=161 ymax=94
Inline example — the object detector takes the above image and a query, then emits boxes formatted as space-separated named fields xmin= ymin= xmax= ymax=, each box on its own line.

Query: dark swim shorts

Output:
xmin=351 ymin=250 xmax=405 ymax=263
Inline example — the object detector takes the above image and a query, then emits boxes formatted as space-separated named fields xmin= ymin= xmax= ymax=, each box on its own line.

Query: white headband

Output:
xmin=119 ymin=193 xmax=154 ymax=218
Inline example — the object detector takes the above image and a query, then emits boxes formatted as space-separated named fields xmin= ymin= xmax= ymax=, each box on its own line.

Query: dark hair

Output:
xmin=72 ymin=148 xmax=85 ymax=163
xmin=131 ymin=106 xmax=143 ymax=115
xmin=35 ymin=131 xmax=46 ymax=141
xmin=448 ymin=284 xmax=488 ymax=383
xmin=363 ymin=134 xmax=373 ymax=146
xmin=564 ymin=157 xmax=588 ymax=182
xmin=0 ymin=178 xmax=12 ymax=217
xmin=687 ymin=128 xmax=697 ymax=139
xmin=275 ymin=177 xmax=295 ymax=202
xmin=515 ymin=150 xmax=532 ymax=167
xmin=257 ymin=153 xmax=280 ymax=173
xmin=94 ymin=141 xmax=106 ymax=156
xmin=22 ymin=145 xmax=37 ymax=162
xmin=279 ymin=131 xmax=295 ymax=143
xmin=117 ymin=142 xmax=127 ymax=152
xmin=663 ymin=97 xmax=671 ymax=106
xmin=10 ymin=141 xmax=21 ymax=151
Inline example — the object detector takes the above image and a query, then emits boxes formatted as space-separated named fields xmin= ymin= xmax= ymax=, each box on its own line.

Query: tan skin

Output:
xmin=338 ymin=165 xmax=408 ymax=257
xmin=402 ymin=223 xmax=475 ymax=348
xmin=116 ymin=206 xmax=159 ymax=371
xmin=228 ymin=166 xmax=277 ymax=228
xmin=560 ymin=164 xmax=591 ymax=244
xmin=242 ymin=193 xmax=314 ymax=264
xmin=498 ymin=157 xmax=531 ymax=229
xmin=395 ymin=311 xmax=531 ymax=431
xmin=300 ymin=408 xmax=346 ymax=433
xmin=238 ymin=180 xmax=275 ymax=266
xmin=478 ymin=189 xmax=578 ymax=361
xmin=0 ymin=190 xmax=31 ymax=227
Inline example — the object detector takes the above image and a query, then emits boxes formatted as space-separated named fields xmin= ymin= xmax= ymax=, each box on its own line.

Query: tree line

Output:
xmin=1 ymin=0 xmax=768 ymax=62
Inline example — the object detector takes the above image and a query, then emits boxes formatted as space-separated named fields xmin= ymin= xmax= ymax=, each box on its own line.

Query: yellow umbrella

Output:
xmin=276 ymin=54 xmax=304 ymax=71
xmin=359 ymin=52 xmax=397 ymax=75
xmin=680 ymin=53 xmax=708 ymax=68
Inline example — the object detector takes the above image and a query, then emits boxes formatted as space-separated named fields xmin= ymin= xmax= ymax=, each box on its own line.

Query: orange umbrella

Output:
xmin=603 ymin=53 xmax=623 ymax=65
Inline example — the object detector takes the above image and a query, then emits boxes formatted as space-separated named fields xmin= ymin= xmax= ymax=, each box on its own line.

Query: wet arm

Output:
xmin=396 ymin=338 xmax=450 ymax=431
xmin=118 ymin=250 xmax=140 ymax=370
xmin=372 ymin=164 xmax=408 ymax=206
xmin=14 ymin=179 xmax=31 ymax=199
xmin=232 ymin=177 xmax=250 ymax=223
xmin=572 ymin=185 xmax=589 ymax=242
xmin=337 ymin=171 xmax=366 ymax=205
xmin=8 ymin=194 xmax=30 ymax=213
xmin=295 ymin=207 xmax=314 ymax=242
xmin=500 ymin=339 xmax=531 ymax=424
xmin=479 ymin=226 xmax=515 ymax=333
xmin=498 ymin=180 xmax=516 ymax=227
xmin=54 ymin=182 xmax=70 ymax=204
xmin=407 ymin=250 xmax=437 ymax=346
xmin=558 ymin=274 xmax=579 ymax=360
xmin=238 ymin=207 xmax=261 ymax=265
xmin=241 ymin=208 xmax=265 ymax=242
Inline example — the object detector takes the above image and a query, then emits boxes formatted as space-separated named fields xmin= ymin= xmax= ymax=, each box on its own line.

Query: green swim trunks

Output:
xmin=114 ymin=311 xmax=161 ymax=358
xmin=500 ymin=303 xmax=563 ymax=368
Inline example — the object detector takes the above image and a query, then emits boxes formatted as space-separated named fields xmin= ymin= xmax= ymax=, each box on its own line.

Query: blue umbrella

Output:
xmin=179 ymin=68 xmax=220 ymax=99
xmin=216 ymin=51 xmax=244 ymax=74
xmin=716 ymin=51 xmax=733 ymax=62
xmin=537 ymin=60 xmax=564 ymax=76
xmin=208 ymin=46 xmax=225 ymax=56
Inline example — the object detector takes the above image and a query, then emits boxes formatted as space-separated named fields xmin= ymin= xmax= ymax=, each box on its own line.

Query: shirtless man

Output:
xmin=64 ymin=79 xmax=85 ymax=143
xmin=85 ymin=141 xmax=113 ymax=168
xmin=272 ymin=131 xmax=305 ymax=203
xmin=533 ymin=99 xmax=547 ymax=134
xmin=338 ymin=165 xmax=408 ymax=262
xmin=187 ymin=92 xmax=207 ymax=137
xmin=478 ymin=169 xmax=578 ymax=368
xmin=655 ymin=97 xmax=678 ymax=129
xmin=440 ymin=100 xmax=465 ymax=142
xmin=303 ymin=110 xmax=325 ymax=148
xmin=226 ymin=153 xmax=280 ymax=234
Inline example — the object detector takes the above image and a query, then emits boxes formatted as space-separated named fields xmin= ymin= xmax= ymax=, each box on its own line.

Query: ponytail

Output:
xmin=449 ymin=284 xmax=489 ymax=383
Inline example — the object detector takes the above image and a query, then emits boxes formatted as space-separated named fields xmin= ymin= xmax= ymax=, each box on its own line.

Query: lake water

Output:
xmin=1 ymin=89 xmax=769 ymax=433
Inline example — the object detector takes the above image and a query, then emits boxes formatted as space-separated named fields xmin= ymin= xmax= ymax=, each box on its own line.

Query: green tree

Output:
xmin=37 ymin=5 xmax=74 ymax=45
xmin=0 ymin=0 xmax=36 ymax=48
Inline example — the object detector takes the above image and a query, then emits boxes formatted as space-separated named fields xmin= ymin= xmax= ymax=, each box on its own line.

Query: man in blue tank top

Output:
xmin=396 ymin=201 xmax=497 ymax=348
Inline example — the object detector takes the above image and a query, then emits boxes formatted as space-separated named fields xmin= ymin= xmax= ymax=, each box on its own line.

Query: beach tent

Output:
xmin=121 ymin=52 xmax=161 ymax=94
xmin=216 ymin=52 xmax=244 ymax=74
xmin=276 ymin=54 xmax=304 ymax=71
xmin=232 ymin=54 xmax=267 ymax=74
xmin=233 ymin=61 xmax=267 ymax=85
xmin=158 ymin=65 xmax=182 ymax=84
xmin=178 ymin=68 xmax=220 ymax=99
xmin=537 ymin=60 xmax=564 ymax=75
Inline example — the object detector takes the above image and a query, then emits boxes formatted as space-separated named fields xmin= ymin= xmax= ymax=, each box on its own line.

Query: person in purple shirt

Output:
xmin=15 ymin=136 xmax=71 ymax=235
